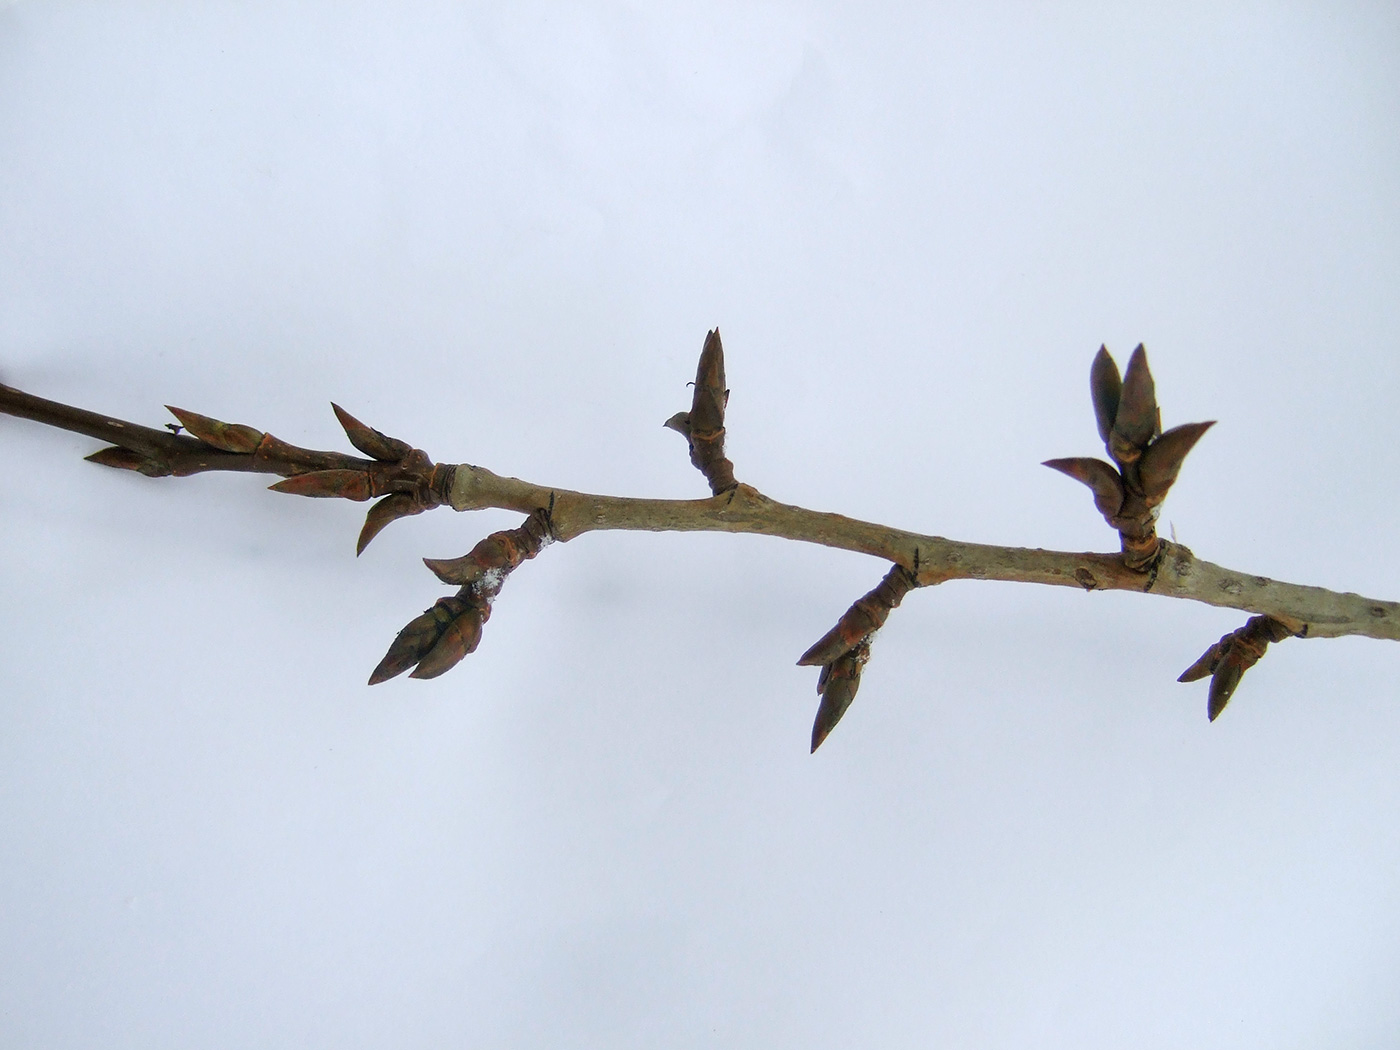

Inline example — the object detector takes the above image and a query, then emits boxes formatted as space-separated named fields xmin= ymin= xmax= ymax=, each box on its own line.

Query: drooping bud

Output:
xmin=798 ymin=564 xmax=917 ymax=667
xmin=409 ymin=603 xmax=489 ymax=679
xmin=357 ymin=493 xmax=423 ymax=555
xmin=811 ymin=637 xmax=872 ymax=752
xmin=369 ymin=597 xmax=464 ymax=684
xmin=1177 ymin=615 xmax=1296 ymax=721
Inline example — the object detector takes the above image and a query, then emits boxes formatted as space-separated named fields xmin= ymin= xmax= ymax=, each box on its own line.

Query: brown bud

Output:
xmin=1089 ymin=345 xmax=1122 ymax=446
xmin=425 ymin=509 xmax=553 ymax=584
xmin=368 ymin=599 xmax=460 ymax=684
xmin=165 ymin=407 xmax=264 ymax=454
xmin=1138 ymin=421 xmax=1215 ymax=504
xmin=1042 ymin=457 xmax=1125 ymax=519
xmin=1109 ymin=345 xmax=1159 ymax=462
xmin=85 ymin=445 xmax=170 ymax=476
xmin=1178 ymin=615 xmax=1296 ymax=721
xmin=331 ymin=403 xmax=413 ymax=462
xmin=409 ymin=605 xmax=488 ymax=679
xmin=357 ymin=493 xmax=424 ymax=555
xmin=689 ymin=328 xmax=729 ymax=436
xmin=797 ymin=565 xmax=915 ymax=666
xmin=811 ymin=638 xmax=872 ymax=752
xmin=268 ymin=469 xmax=372 ymax=501
xmin=663 ymin=411 xmax=691 ymax=437
xmin=1207 ymin=660 xmax=1245 ymax=721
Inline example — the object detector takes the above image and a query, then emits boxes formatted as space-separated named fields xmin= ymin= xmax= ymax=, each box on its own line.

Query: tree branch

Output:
xmin=4 ymin=333 xmax=1395 ymax=746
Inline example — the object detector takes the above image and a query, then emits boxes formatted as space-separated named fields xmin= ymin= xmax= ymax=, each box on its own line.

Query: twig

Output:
xmin=3 ymin=334 xmax=1395 ymax=747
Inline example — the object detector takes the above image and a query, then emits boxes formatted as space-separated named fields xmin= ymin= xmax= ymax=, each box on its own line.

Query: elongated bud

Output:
xmin=1108 ymin=345 xmax=1158 ymax=463
xmin=811 ymin=638 xmax=872 ymax=752
xmin=268 ymin=469 xmax=372 ymax=501
xmin=357 ymin=493 xmax=423 ymax=555
xmin=331 ymin=403 xmax=413 ymax=462
xmin=1207 ymin=661 xmax=1245 ymax=721
xmin=369 ymin=598 xmax=462 ymax=684
xmin=85 ymin=445 xmax=170 ymax=476
xmin=1089 ymin=346 xmax=1122 ymax=445
xmin=689 ymin=329 xmax=729 ymax=436
xmin=668 ymin=329 xmax=737 ymax=494
xmin=1041 ymin=457 xmax=1125 ymax=520
xmin=1139 ymin=421 xmax=1215 ymax=504
xmin=409 ymin=606 xmax=488 ymax=679
xmin=165 ymin=407 xmax=264 ymax=454
xmin=1177 ymin=615 xmax=1295 ymax=721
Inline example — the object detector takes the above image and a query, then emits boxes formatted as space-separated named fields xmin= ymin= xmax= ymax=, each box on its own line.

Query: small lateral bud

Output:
xmin=85 ymin=445 xmax=170 ymax=477
xmin=331 ymin=403 xmax=414 ymax=462
xmin=268 ymin=469 xmax=372 ymax=501
xmin=165 ymin=407 xmax=264 ymax=454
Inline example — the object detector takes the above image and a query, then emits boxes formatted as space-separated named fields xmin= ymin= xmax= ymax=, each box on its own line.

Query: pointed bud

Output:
xmin=1176 ymin=643 xmax=1219 ymax=683
xmin=331 ymin=403 xmax=413 ymax=462
xmin=1139 ymin=421 xmax=1215 ymax=504
xmin=357 ymin=493 xmax=423 ymax=555
xmin=1207 ymin=659 xmax=1245 ymax=721
xmin=368 ymin=602 xmax=455 ymax=684
xmin=409 ymin=607 xmax=488 ymax=679
xmin=268 ymin=469 xmax=372 ymax=501
xmin=85 ymin=446 xmax=170 ymax=476
xmin=1042 ymin=457 xmax=1125 ymax=519
xmin=165 ymin=407 xmax=264 ymax=454
xmin=663 ymin=411 xmax=691 ymax=437
xmin=1089 ymin=346 xmax=1122 ymax=445
xmin=1110 ymin=345 xmax=1159 ymax=459
xmin=689 ymin=329 xmax=729 ymax=435
xmin=810 ymin=638 xmax=872 ymax=752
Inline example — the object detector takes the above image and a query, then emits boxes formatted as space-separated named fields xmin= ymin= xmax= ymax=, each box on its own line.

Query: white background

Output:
xmin=2 ymin=3 xmax=1399 ymax=1047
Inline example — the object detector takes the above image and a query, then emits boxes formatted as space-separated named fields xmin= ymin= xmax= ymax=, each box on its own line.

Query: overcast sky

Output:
xmin=3 ymin=3 xmax=1399 ymax=1047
